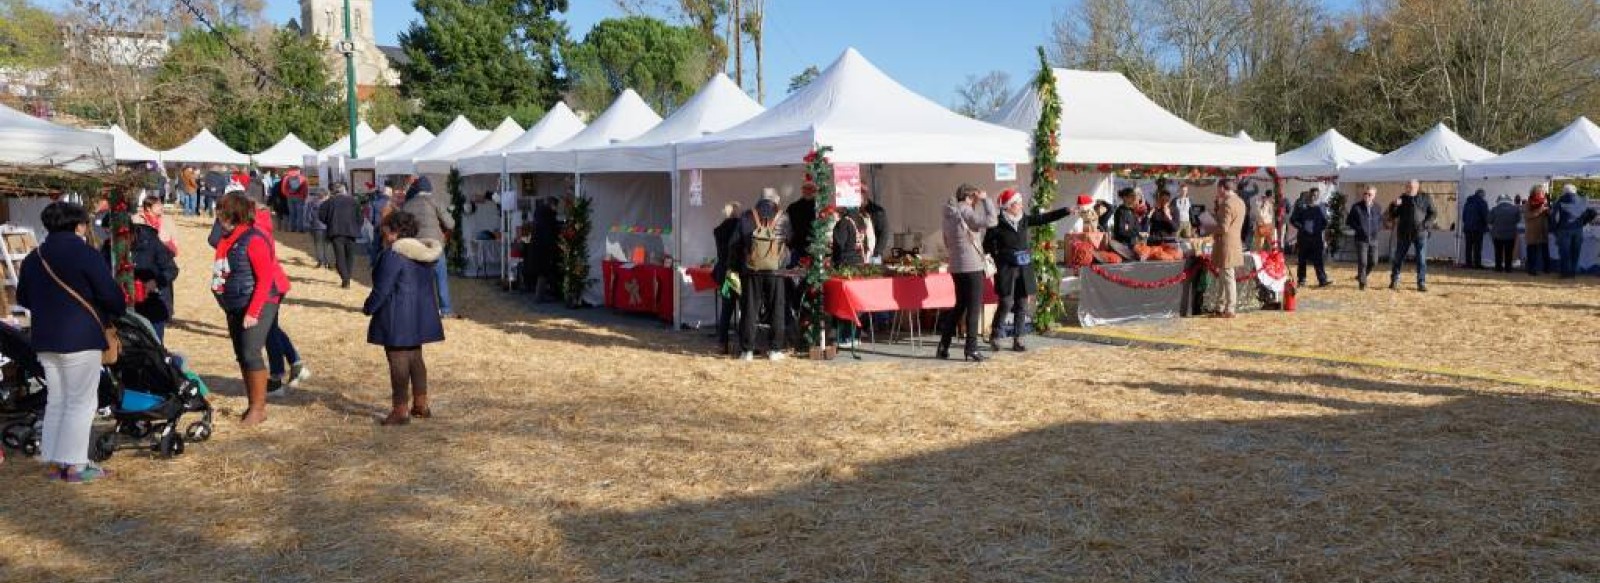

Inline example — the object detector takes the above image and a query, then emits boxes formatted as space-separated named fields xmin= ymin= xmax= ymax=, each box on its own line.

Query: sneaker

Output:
xmin=289 ymin=362 xmax=311 ymax=387
xmin=768 ymin=352 xmax=787 ymax=362
xmin=266 ymin=378 xmax=288 ymax=398
xmin=739 ymin=351 xmax=754 ymax=362
xmin=61 ymin=464 xmax=112 ymax=484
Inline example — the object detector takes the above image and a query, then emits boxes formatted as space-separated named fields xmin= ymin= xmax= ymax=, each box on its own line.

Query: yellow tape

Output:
xmin=1053 ymin=328 xmax=1600 ymax=395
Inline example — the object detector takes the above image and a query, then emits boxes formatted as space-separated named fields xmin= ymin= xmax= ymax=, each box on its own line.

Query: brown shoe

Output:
xmin=380 ymin=393 xmax=410 ymax=426
xmin=239 ymin=369 xmax=269 ymax=426
xmin=409 ymin=390 xmax=431 ymax=419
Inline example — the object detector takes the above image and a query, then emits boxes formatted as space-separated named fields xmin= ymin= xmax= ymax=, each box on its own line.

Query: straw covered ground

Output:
xmin=1106 ymin=262 xmax=1600 ymax=389
xmin=1 ymin=219 xmax=1596 ymax=583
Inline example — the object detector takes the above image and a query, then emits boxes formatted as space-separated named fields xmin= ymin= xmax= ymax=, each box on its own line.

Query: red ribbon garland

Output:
xmin=1085 ymin=252 xmax=1281 ymax=290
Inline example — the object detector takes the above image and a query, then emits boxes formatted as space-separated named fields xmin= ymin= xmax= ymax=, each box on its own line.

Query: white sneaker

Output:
xmin=288 ymin=362 xmax=311 ymax=387
xmin=739 ymin=351 xmax=754 ymax=361
xmin=768 ymin=352 xmax=787 ymax=361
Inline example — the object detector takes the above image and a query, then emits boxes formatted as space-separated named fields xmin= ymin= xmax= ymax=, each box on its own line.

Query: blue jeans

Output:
xmin=1526 ymin=242 xmax=1550 ymax=275
xmin=200 ymin=195 xmax=217 ymax=216
xmin=265 ymin=321 xmax=299 ymax=379
xmin=1555 ymin=229 xmax=1583 ymax=277
xmin=1390 ymin=236 xmax=1427 ymax=286
xmin=434 ymin=258 xmax=454 ymax=315
xmin=151 ymin=321 xmax=166 ymax=343
xmin=180 ymin=193 xmax=197 ymax=215
xmin=289 ymin=200 xmax=306 ymax=232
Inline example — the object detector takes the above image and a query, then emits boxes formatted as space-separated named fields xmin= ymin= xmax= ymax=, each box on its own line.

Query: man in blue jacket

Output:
xmin=1291 ymin=190 xmax=1332 ymax=287
xmin=1551 ymin=185 xmax=1591 ymax=278
xmin=1461 ymin=188 xmax=1490 ymax=269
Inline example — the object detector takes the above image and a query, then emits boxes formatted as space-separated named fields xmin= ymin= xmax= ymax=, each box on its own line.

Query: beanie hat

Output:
xmin=1077 ymin=194 xmax=1093 ymax=206
xmin=1563 ymin=184 xmax=1578 ymax=195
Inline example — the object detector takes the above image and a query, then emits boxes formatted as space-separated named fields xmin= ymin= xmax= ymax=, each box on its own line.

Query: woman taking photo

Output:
xmin=363 ymin=211 xmax=445 ymax=426
xmin=17 ymin=202 xmax=127 ymax=482
xmin=211 ymin=193 xmax=289 ymax=426
xmin=937 ymin=184 xmax=997 ymax=362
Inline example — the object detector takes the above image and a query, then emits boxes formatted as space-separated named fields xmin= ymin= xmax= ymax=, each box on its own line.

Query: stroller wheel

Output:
xmin=22 ymin=439 xmax=39 ymax=456
xmin=2 ymin=423 xmax=27 ymax=449
xmin=158 ymin=429 xmax=184 ymax=458
xmin=90 ymin=432 xmax=116 ymax=462
xmin=121 ymin=421 xmax=153 ymax=439
xmin=185 ymin=422 xmax=212 ymax=443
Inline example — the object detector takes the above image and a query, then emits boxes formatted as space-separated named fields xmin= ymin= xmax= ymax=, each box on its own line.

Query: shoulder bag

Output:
xmin=40 ymin=258 xmax=120 ymax=365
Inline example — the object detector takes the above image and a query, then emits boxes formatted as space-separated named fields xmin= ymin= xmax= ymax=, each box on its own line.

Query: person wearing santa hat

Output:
xmin=1073 ymin=194 xmax=1100 ymax=234
xmin=984 ymin=188 xmax=1072 ymax=352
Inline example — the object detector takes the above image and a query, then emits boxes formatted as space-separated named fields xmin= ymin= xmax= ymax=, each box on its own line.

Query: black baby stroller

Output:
xmin=0 ymin=322 xmax=48 ymax=456
xmin=90 ymin=313 xmax=215 ymax=461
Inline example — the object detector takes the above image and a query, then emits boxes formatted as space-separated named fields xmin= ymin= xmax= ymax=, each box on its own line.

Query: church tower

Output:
xmin=299 ymin=0 xmax=399 ymax=94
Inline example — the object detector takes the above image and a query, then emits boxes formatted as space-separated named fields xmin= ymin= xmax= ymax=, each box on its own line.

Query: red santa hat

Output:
xmin=999 ymin=189 xmax=1020 ymax=206
xmin=1077 ymin=194 xmax=1093 ymax=206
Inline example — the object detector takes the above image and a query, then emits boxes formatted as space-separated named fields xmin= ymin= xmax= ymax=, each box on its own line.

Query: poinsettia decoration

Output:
xmin=1029 ymin=47 xmax=1067 ymax=331
xmin=107 ymin=187 xmax=135 ymax=301
xmin=558 ymin=195 xmax=592 ymax=307
xmin=799 ymin=146 xmax=836 ymax=348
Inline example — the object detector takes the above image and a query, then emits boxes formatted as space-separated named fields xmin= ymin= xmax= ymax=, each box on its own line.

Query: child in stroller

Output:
xmin=90 ymin=312 xmax=215 ymax=461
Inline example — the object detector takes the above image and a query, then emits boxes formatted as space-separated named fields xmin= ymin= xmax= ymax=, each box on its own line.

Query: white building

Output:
xmin=297 ymin=0 xmax=402 ymax=93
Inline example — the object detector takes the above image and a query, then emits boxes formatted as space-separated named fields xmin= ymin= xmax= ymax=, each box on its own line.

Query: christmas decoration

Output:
xmin=1029 ymin=47 xmax=1066 ymax=330
xmin=800 ymin=146 xmax=837 ymax=348
xmin=447 ymin=169 xmax=466 ymax=275
xmin=558 ymin=195 xmax=593 ymax=307
xmin=106 ymin=187 xmax=135 ymax=301
xmin=1059 ymin=163 xmax=1263 ymax=180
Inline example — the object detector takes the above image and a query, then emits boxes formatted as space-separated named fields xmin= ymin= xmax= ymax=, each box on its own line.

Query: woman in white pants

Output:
xmin=16 ymin=202 xmax=127 ymax=483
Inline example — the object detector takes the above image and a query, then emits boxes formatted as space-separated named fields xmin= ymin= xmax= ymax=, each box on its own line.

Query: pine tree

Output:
xmin=398 ymin=0 xmax=568 ymax=130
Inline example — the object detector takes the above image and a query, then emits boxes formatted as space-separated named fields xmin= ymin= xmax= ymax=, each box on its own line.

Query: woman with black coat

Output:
xmin=830 ymin=208 xmax=874 ymax=349
xmin=363 ymin=211 xmax=446 ymax=426
xmin=19 ymin=202 xmax=127 ymax=482
xmin=712 ymin=202 xmax=743 ymax=354
xmin=103 ymin=209 xmax=178 ymax=340
xmin=984 ymin=189 xmax=1071 ymax=352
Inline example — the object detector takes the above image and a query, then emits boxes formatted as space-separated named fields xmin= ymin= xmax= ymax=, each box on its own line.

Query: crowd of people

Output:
xmin=6 ymin=168 xmax=458 ymax=481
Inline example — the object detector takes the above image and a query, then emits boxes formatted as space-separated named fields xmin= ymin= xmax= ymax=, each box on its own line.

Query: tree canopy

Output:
xmin=397 ymin=0 xmax=567 ymax=130
xmin=565 ymin=15 xmax=716 ymax=115
xmin=0 ymin=0 xmax=63 ymax=69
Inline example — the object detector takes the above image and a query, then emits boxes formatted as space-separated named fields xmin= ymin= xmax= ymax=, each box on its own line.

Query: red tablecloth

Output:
xmin=685 ymin=266 xmax=717 ymax=292
xmin=602 ymin=260 xmax=673 ymax=322
xmin=824 ymin=274 xmax=998 ymax=324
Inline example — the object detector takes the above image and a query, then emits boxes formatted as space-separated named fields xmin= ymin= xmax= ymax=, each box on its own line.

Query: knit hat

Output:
xmin=1077 ymin=194 xmax=1093 ymax=206
xmin=1497 ymin=194 xmax=1512 ymax=203
xmin=999 ymin=189 xmax=1021 ymax=207
xmin=1563 ymin=184 xmax=1578 ymax=195
xmin=761 ymin=187 xmax=781 ymax=204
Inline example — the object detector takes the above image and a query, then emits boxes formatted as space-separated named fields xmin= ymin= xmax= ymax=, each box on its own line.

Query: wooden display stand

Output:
xmin=0 ymin=226 xmax=37 ymax=327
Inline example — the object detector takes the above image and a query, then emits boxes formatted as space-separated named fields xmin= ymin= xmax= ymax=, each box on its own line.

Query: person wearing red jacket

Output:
xmin=211 ymin=193 xmax=290 ymax=426
xmin=279 ymin=168 xmax=310 ymax=232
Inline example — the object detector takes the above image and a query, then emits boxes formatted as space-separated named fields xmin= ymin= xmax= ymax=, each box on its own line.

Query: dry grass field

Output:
xmin=1109 ymin=262 xmax=1600 ymax=389
xmin=1 ymin=218 xmax=1596 ymax=583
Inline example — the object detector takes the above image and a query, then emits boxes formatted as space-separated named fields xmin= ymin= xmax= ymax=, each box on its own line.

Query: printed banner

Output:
xmin=834 ymin=163 xmax=862 ymax=208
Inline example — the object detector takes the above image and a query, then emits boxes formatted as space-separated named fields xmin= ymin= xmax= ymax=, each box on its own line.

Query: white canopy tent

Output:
xmin=506 ymin=89 xmax=662 ymax=174
xmin=100 ymin=125 xmax=161 ymax=163
xmin=416 ymin=118 xmax=522 ymax=176
xmin=1235 ymin=131 xmax=1254 ymax=141
xmin=988 ymin=70 xmax=1275 ymax=169
xmin=1462 ymin=117 xmax=1600 ymax=270
xmin=329 ymin=125 xmax=408 ymax=165
xmin=672 ymin=48 xmax=1033 ymax=327
xmin=376 ymin=116 xmax=485 ymax=177
xmin=251 ymin=133 xmax=317 ymax=168
xmin=315 ymin=122 xmax=379 ymax=159
xmin=350 ymin=126 xmax=436 ymax=172
xmin=0 ymin=103 xmax=113 ymax=172
xmin=1464 ymin=117 xmax=1600 ymax=180
xmin=457 ymin=103 xmax=585 ymax=177
xmin=160 ymin=128 xmax=250 ymax=166
xmin=573 ymin=73 xmax=764 ymax=306
xmin=1274 ymin=129 xmax=1381 ymax=178
xmin=1339 ymin=123 xmax=1497 ymax=261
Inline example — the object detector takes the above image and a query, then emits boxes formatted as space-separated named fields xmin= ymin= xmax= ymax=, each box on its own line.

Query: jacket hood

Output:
xmin=392 ymin=238 xmax=444 ymax=263
xmin=406 ymin=177 xmax=434 ymax=201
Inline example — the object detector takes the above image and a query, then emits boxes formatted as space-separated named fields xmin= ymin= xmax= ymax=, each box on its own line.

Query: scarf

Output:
xmin=211 ymin=226 xmax=250 ymax=294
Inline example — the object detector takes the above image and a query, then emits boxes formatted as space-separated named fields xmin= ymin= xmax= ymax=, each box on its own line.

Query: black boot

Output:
xmin=1012 ymin=337 xmax=1027 ymax=352
xmin=936 ymin=336 xmax=952 ymax=360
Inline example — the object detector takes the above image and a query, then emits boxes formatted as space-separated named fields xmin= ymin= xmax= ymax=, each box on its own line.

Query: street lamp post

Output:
xmin=340 ymin=0 xmax=358 ymax=159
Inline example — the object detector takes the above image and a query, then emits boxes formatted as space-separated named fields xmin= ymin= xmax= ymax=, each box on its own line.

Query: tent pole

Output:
xmin=671 ymin=146 xmax=683 ymax=330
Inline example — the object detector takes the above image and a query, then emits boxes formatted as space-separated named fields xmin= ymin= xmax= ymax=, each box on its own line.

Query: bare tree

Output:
xmin=953 ymin=71 xmax=1013 ymax=119
xmin=742 ymin=0 xmax=764 ymax=101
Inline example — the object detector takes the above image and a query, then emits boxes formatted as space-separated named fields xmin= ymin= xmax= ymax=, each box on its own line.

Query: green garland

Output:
xmin=559 ymin=195 xmax=592 ymax=307
xmin=446 ymin=169 xmax=466 ymax=274
xmin=107 ymin=187 xmax=135 ymax=301
xmin=1029 ymin=47 xmax=1066 ymax=331
xmin=799 ymin=146 xmax=836 ymax=348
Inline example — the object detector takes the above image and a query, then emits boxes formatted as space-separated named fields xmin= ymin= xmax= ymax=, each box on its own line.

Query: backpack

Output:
xmin=747 ymin=210 xmax=785 ymax=271
xmin=280 ymin=175 xmax=303 ymax=197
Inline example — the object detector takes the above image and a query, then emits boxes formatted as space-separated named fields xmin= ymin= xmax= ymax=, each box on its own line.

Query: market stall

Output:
xmin=1339 ymin=123 xmax=1495 ymax=262
xmin=457 ymin=103 xmax=587 ymax=284
xmin=1463 ymin=117 xmax=1600 ymax=270
xmin=251 ymin=133 xmax=317 ymax=169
